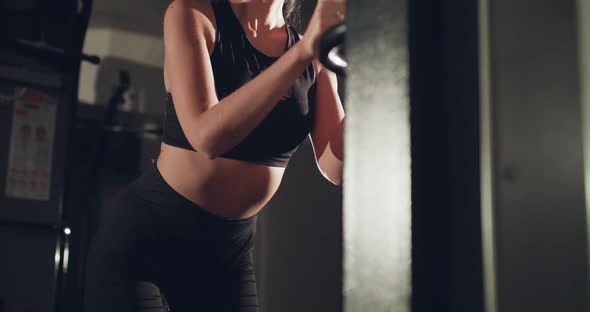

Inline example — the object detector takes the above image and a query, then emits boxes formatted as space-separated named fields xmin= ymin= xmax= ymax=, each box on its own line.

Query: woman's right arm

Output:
xmin=164 ymin=0 xmax=314 ymax=159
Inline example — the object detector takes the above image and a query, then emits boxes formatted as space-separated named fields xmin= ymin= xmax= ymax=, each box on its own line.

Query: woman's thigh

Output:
xmin=158 ymin=249 xmax=259 ymax=312
xmin=83 ymin=187 xmax=160 ymax=312
xmin=84 ymin=168 xmax=260 ymax=312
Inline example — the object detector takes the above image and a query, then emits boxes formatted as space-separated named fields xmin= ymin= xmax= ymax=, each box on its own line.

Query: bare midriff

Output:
xmin=155 ymin=142 xmax=285 ymax=220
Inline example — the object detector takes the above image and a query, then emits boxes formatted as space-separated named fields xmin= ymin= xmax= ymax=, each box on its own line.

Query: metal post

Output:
xmin=343 ymin=0 xmax=412 ymax=311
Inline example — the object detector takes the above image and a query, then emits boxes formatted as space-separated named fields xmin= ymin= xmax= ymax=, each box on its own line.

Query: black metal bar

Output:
xmin=0 ymin=221 xmax=62 ymax=233
xmin=409 ymin=0 xmax=483 ymax=311
xmin=3 ymin=38 xmax=100 ymax=67
xmin=55 ymin=0 xmax=95 ymax=311
xmin=318 ymin=22 xmax=347 ymax=76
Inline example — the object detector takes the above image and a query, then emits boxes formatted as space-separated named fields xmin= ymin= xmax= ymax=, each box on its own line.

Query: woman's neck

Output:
xmin=229 ymin=0 xmax=286 ymax=35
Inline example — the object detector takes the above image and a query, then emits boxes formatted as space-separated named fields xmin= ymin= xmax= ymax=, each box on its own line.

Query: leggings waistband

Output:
xmin=126 ymin=158 xmax=259 ymax=225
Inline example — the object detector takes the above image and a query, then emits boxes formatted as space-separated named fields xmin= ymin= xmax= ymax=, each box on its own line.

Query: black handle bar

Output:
xmin=318 ymin=22 xmax=347 ymax=76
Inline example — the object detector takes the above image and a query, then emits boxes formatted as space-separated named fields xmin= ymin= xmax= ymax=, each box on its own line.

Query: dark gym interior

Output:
xmin=1 ymin=0 xmax=589 ymax=311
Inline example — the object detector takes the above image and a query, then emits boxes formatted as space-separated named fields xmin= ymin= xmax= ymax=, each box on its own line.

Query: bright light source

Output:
xmin=64 ymin=227 xmax=71 ymax=235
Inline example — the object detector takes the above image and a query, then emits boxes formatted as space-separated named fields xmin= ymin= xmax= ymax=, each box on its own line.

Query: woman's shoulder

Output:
xmin=165 ymin=0 xmax=216 ymax=20
xmin=165 ymin=0 xmax=216 ymax=28
xmin=163 ymin=0 xmax=217 ymax=52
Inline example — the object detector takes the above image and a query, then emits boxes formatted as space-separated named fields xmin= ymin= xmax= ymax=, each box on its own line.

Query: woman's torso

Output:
xmin=157 ymin=1 xmax=314 ymax=220
xmin=156 ymin=144 xmax=284 ymax=220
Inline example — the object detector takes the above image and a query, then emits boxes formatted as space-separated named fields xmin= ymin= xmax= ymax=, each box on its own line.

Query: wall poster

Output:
xmin=5 ymin=86 xmax=57 ymax=201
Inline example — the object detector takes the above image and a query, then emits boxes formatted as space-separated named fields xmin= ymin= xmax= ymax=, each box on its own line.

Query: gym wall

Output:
xmin=487 ymin=0 xmax=589 ymax=310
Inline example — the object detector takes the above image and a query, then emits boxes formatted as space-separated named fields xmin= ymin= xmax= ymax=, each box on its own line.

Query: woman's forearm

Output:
xmin=196 ymin=40 xmax=314 ymax=158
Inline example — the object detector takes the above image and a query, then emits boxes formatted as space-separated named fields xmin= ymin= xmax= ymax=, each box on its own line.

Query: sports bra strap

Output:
xmin=211 ymin=0 xmax=243 ymax=38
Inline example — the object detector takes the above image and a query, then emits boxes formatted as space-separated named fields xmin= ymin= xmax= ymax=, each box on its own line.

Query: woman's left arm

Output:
xmin=308 ymin=60 xmax=345 ymax=187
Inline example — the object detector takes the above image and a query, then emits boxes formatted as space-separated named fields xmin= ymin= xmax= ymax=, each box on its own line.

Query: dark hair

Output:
xmin=283 ymin=0 xmax=300 ymax=24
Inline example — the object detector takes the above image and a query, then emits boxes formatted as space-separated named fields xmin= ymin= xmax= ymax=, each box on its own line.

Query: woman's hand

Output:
xmin=301 ymin=0 xmax=347 ymax=60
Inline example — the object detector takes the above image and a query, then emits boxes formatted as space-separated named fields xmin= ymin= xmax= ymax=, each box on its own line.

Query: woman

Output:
xmin=83 ymin=0 xmax=346 ymax=311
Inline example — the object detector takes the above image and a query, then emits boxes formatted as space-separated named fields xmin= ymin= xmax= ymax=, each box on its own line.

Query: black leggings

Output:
xmin=83 ymin=159 xmax=260 ymax=312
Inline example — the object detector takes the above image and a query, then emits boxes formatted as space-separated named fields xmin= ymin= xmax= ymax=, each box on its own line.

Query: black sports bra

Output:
xmin=162 ymin=0 xmax=317 ymax=168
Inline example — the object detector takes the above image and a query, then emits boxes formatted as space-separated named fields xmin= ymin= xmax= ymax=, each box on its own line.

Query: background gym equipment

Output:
xmin=0 ymin=0 xmax=95 ymax=310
